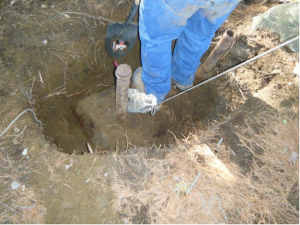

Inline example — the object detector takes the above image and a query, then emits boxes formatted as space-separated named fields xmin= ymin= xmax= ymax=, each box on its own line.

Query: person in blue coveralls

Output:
xmin=131 ymin=0 xmax=241 ymax=113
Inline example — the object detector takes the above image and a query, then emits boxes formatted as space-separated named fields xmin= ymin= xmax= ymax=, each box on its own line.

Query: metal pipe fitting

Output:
xmin=196 ymin=30 xmax=234 ymax=82
xmin=115 ymin=64 xmax=132 ymax=121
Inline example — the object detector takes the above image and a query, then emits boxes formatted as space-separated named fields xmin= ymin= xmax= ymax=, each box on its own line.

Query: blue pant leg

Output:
xmin=171 ymin=3 xmax=238 ymax=87
xmin=139 ymin=0 xmax=191 ymax=103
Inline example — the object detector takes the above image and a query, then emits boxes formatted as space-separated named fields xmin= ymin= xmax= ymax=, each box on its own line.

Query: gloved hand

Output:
xmin=127 ymin=89 xmax=158 ymax=113
xmin=134 ymin=0 xmax=140 ymax=5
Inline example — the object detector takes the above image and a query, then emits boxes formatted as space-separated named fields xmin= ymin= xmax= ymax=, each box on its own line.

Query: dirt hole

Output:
xmin=2 ymin=0 xmax=255 ymax=155
xmin=35 ymin=74 xmax=228 ymax=155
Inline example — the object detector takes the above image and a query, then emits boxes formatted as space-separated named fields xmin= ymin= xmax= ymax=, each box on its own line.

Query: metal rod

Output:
xmin=158 ymin=35 xmax=299 ymax=106
xmin=115 ymin=64 xmax=132 ymax=121
xmin=196 ymin=30 xmax=234 ymax=82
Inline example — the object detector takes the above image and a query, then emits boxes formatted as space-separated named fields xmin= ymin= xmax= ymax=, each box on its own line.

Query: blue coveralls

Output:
xmin=139 ymin=0 xmax=241 ymax=103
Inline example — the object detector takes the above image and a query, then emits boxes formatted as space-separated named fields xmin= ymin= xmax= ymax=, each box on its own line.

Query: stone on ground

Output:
xmin=252 ymin=2 xmax=299 ymax=54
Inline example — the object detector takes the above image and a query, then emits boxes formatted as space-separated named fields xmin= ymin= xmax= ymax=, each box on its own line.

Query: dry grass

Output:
xmin=0 ymin=149 xmax=46 ymax=224
xmin=0 ymin=104 xmax=46 ymax=224
xmin=111 ymin=106 xmax=299 ymax=224
xmin=0 ymin=188 xmax=46 ymax=224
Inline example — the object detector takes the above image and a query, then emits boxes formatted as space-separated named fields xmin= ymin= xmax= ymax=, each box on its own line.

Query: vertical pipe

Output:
xmin=115 ymin=64 xmax=132 ymax=121
xmin=196 ymin=30 xmax=234 ymax=82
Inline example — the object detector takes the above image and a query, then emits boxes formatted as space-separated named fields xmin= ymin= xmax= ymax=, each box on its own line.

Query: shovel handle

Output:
xmin=125 ymin=3 xmax=139 ymax=25
xmin=112 ymin=60 xmax=119 ymax=68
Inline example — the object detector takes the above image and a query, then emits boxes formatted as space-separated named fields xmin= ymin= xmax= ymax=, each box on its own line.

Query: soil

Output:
xmin=0 ymin=0 xmax=298 ymax=223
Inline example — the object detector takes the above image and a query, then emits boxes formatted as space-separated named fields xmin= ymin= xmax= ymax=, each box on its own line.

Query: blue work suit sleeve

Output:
xmin=139 ymin=0 xmax=240 ymax=103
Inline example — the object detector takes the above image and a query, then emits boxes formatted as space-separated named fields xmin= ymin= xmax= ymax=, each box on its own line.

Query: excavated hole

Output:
xmin=30 ymin=4 xmax=253 ymax=155
xmin=33 ymin=35 xmax=253 ymax=155
xmin=35 ymin=71 xmax=228 ymax=155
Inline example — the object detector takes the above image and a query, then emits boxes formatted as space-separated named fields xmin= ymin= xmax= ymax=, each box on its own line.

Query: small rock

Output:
xmin=14 ymin=127 xmax=20 ymax=133
xmin=86 ymin=178 xmax=90 ymax=183
xmin=64 ymin=14 xmax=71 ymax=19
xmin=96 ymin=196 xmax=109 ymax=210
xmin=42 ymin=39 xmax=48 ymax=45
xmin=13 ymin=139 xmax=19 ymax=145
xmin=62 ymin=200 xmax=76 ymax=209
xmin=50 ymin=5 xmax=55 ymax=9
xmin=293 ymin=62 xmax=300 ymax=76
xmin=44 ymin=143 xmax=49 ymax=148
xmin=289 ymin=152 xmax=298 ymax=163
xmin=41 ymin=4 xmax=48 ymax=9
xmin=11 ymin=181 xmax=21 ymax=190
xmin=65 ymin=164 xmax=73 ymax=170
xmin=252 ymin=2 xmax=299 ymax=53
xmin=22 ymin=148 xmax=28 ymax=156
